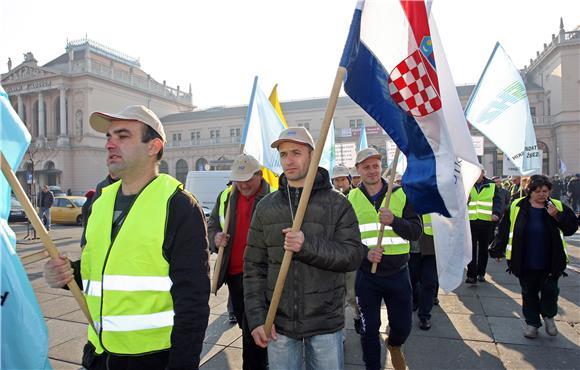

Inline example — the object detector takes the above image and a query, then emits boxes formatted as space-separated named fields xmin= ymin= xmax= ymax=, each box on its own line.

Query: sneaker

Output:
xmin=228 ymin=312 xmax=237 ymax=324
xmin=523 ymin=324 xmax=539 ymax=339
xmin=544 ymin=317 xmax=558 ymax=336
xmin=419 ymin=318 xmax=431 ymax=331
xmin=353 ymin=318 xmax=362 ymax=334
xmin=386 ymin=343 xmax=407 ymax=370
xmin=477 ymin=275 xmax=486 ymax=282
xmin=465 ymin=276 xmax=477 ymax=284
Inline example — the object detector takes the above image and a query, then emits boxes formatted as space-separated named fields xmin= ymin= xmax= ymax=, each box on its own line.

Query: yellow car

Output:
xmin=51 ymin=196 xmax=87 ymax=226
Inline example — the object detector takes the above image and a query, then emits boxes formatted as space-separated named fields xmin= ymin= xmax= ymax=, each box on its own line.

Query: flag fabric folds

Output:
xmin=0 ymin=84 xmax=52 ymax=369
xmin=465 ymin=42 xmax=541 ymax=175
xmin=269 ymin=84 xmax=288 ymax=129
xmin=320 ymin=120 xmax=336 ymax=177
xmin=358 ymin=122 xmax=368 ymax=150
xmin=241 ymin=77 xmax=287 ymax=188
xmin=339 ymin=0 xmax=480 ymax=291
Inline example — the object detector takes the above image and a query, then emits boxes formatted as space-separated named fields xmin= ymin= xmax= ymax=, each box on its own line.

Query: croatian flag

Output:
xmin=340 ymin=0 xmax=480 ymax=291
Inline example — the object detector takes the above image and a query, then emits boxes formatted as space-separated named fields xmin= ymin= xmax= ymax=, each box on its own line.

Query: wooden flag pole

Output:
xmin=1 ymin=152 xmax=95 ymax=331
xmin=263 ymin=67 xmax=346 ymax=336
xmin=210 ymin=186 xmax=235 ymax=295
xmin=371 ymin=147 xmax=400 ymax=274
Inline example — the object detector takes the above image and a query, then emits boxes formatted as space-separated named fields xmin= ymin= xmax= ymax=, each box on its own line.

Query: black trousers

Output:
xmin=82 ymin=343 xmax=170 ymax=370
xmin=519 ymin=271 xmax=560 ymax=327
xmin=227 ymin=273 xmax=268 ymax=370
xmin=467 ymin=221 xmax=494 ymax=278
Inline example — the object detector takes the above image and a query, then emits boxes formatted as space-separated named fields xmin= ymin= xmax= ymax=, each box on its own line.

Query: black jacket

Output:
xmin=493 ymin=196 xmax=578 ymax=277
xmin=38 ymin=190 xmax=54 ymax=208
xmin=243 ymin=167 xmax=366 ymax=339
xmin=207 ymin=179 xmax=270 ymax=290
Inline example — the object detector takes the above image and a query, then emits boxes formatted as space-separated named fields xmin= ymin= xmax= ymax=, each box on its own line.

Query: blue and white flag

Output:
xmin=358 ymin=122 xmax=368 ymax=151
xmin=241 ymin=76 xmax=287 ymax=176
xmin=340 ymin=0 xmax=480 ymax=291
xmin=0 ymin=84 xmax=52 ymax=369
xmin=320 ymin=120 xmax=336 ymax=177
xmin=465 ymin=42 xmax=541 ymax=175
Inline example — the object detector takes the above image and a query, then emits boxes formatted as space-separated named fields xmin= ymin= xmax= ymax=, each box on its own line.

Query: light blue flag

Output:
xmin=465 ymin=42 xmax=541 ymax=175
xmin=358 ymin=122 xmax=368 ymax=151
xmin=241 ymin=76 xmax=286 ymax=175
xmin=0 ymin=84 xmax=52 ymax=369
xmin=320 ymin=120 xmax=335 ymax=177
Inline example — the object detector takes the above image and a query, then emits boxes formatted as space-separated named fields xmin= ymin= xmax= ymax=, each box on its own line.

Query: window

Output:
xmin=230 ymin=128 xmax=241 ymax=137
xmin=296 ymin=120 xmax=310 ymax=129
xmin=546 ymin=98 xmax=551 ymax=116
xmin=172 ymin=133 xmax=182 ymax=146
xmin=175 ymin=159 xmax=189 ymax=184
xmin=190 ymin=130 xmax=201 ymax=145
xmin=530 ymin=106 xmax=536 ymax=117
xmin=349 ymin=119 xmax=363 ymax=128
xmin=210 ymin=129 xmax=220 ymax=144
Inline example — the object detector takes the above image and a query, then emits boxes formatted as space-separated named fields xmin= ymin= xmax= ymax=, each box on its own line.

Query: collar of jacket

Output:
xmin=278 ymin=166 xmax=332 ymax=195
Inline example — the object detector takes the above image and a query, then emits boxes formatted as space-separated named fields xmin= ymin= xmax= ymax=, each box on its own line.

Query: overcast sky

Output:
xmin=1 ymin=0 xmax=578 ymax=109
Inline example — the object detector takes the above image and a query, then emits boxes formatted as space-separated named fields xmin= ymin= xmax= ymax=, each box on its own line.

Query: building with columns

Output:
xmin=2 ymin=21 xmax=578 ymax=195
xmin=1 ymin=39 xmax=194 ymax=195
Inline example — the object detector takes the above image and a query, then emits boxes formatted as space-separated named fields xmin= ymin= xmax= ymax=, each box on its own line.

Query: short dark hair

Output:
xmin=141 ymin=124 xmax=164 ymax=160
xmin=527 ymin=175 xmax=552 ymax=193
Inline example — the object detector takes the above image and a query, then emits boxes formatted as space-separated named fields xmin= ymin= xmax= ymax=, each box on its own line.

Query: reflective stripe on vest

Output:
xmin=83 ymin=174 xmax=181 ymax=355
xmin=348 ymin=187 xmax=410 ymax=255
xmin=506 ymin=197 xmax=568 ymax=262
xmin=422 ymin=214 xmax=433 ymax=236
xmin=469 ymin=184 xmax=496 ymax=221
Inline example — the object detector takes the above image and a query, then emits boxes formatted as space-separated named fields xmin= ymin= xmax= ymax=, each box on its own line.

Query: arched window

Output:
xmin=196 ymin=158 xmax=208 ymax=171
xmin=44 ymin=161 xmax=57 ymax=186
xmin=159 ymin=160 xmax=169 ymax=174
xmin=175 ymin=159 xmax=189 ymax=184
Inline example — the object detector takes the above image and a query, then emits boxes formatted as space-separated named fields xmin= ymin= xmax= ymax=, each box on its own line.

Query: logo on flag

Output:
xmin=388 ymin=50 xmax=441 ymax=117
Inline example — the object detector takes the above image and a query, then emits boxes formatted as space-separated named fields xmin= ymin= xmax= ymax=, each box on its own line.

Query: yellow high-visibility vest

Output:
xmin=83 ymin=174 xmax=181 ymax=355
xmin=348 ymin=187 xmax=410 ymax=255
xmin=505 ymin=197 xmax=568 ymax=262
xmin=468 ymin=183 xmax=496 ymax=221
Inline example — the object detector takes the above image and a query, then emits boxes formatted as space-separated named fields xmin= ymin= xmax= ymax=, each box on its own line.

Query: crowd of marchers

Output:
xmin=43 ymin=105 xmax=579 ymax=370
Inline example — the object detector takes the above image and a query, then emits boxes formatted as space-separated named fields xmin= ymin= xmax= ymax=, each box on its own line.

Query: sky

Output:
xmin=1 ymin=0 xmax=579 ymax=109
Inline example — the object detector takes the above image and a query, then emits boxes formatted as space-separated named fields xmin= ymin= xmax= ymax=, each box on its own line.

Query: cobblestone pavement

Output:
xmin=12 ymin=222 xmax=580 ymax=370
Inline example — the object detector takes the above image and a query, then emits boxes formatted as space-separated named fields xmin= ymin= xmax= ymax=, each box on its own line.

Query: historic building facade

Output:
xmin=1 ymin=39 xmax=194 ymax=195
xmin=2 ymin=22 xmax=578 ymax=194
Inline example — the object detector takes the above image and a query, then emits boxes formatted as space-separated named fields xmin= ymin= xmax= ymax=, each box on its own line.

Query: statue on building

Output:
xmin=7 ymin=57 xmax=12 ymax=71
xmin=23 ymin=52 xmax=37 ymax=63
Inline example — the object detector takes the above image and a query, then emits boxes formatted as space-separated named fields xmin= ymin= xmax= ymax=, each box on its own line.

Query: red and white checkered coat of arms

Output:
xmin=388 ymin=50 xmax=442 ymax=117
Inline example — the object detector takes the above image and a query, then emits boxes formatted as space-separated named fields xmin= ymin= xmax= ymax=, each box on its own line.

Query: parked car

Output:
xmin=48 ymin=186 xmax=67 ymax=197
xmin=51 ymin=196 xmax=86 ymax=225
xmin=202 ymin=206 xmax=211 ymax=219
xmin=9 ymin=196 xmax=27 ymax=222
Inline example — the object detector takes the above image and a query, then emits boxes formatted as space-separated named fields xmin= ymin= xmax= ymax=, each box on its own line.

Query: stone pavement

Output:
xmin=12 ymin=222 xmax=580 ymax=370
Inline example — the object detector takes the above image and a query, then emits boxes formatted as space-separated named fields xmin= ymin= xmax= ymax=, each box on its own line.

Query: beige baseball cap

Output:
xmin=270 ymin=127 xmax=315 ymax=150
xmin=332 ymin=165 xmax=351 ymax=179
xmin=90 ymin=105 xmax=166 ymax=143
xmin=229 ymin=154 xmax=262 ymax=182
xmin=355 ymin=147 xmax=382 ymax=166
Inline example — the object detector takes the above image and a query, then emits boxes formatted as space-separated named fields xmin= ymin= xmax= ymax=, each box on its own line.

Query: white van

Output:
xmin=184 ymin=171 xmax=231 ymax=212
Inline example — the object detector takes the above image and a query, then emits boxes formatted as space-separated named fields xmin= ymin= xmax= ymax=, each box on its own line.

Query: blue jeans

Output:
xmin=267 ymin=331 xmax=344 ymax=370
xmin=39 ymin=207 xmax=51 ymax=230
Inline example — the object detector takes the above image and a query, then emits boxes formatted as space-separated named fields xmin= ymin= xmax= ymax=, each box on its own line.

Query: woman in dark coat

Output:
xmin=492 ymin=175 xmax=578 ymax=339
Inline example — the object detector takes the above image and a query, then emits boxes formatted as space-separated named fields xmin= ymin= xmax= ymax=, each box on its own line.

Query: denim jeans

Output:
xmin=267 ymin=331 xmax=344 ymax=370
xmin=39 ymin=207 xmax=51 ymax=230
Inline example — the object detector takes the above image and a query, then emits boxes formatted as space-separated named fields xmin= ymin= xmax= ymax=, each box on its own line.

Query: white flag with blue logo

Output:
xmin=465 ymin=42 xmax=541 ymax=175
xmin=320 ymin=120 xmax=336 ymax=177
